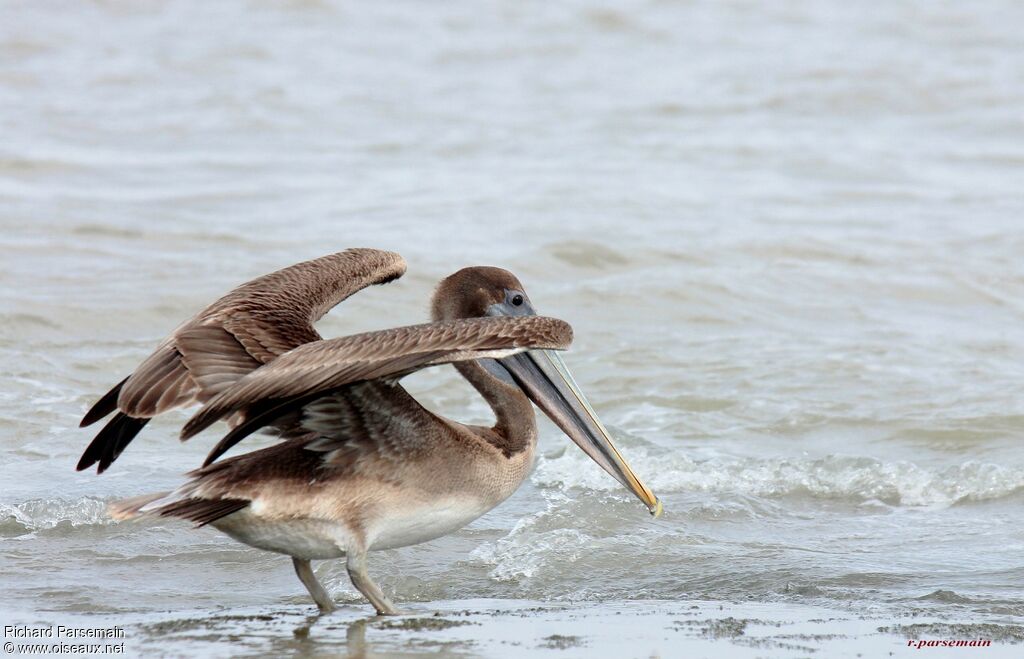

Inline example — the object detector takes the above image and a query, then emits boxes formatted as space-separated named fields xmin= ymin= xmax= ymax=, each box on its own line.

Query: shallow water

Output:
xmin=2 ymin=0 xmax=1023 ymax=656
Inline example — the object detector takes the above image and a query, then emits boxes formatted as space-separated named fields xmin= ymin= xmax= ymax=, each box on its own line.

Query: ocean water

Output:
xmin=2 ymin=0 xmax=1023 ymax=656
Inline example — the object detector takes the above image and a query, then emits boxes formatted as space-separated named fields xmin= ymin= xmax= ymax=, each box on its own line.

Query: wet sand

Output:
xmin=3 ymin=599 xmax=1021 ymax=658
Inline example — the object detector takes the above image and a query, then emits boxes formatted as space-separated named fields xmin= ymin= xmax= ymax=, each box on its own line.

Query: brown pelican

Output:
xmin=81 ymin=249 xmax=661 ymax=615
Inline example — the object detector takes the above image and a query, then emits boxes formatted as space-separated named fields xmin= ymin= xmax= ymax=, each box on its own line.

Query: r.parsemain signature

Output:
xmin=907 ymin=638 xmax=992 ymax=649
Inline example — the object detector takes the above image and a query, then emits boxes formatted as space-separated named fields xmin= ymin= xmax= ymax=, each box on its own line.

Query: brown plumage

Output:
xmin=78 ymin=248 xmax=407 ymax=472
xmin=182 ymin=315 xmax=571 ymax=465
xmin=94 ymin=250 xmax=658 ymax=616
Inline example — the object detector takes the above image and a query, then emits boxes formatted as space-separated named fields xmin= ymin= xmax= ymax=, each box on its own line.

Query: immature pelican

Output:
xmin=80 ymin=249 xmax=660 ymax=615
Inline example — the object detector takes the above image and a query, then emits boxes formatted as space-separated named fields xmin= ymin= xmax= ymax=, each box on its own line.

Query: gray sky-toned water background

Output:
xmin=2 ymin=1 xmax=1023 ymax=657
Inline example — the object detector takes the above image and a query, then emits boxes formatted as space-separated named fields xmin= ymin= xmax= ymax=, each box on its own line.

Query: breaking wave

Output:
xmin=0 ymin=497 xmax=111 ymax=533
xmin=532 ymin=449 xmax=1024 ymax=507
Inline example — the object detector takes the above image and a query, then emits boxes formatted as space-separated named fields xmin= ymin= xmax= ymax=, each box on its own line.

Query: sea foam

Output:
xmin=532 ymin=449 xmax=1024 ymax=507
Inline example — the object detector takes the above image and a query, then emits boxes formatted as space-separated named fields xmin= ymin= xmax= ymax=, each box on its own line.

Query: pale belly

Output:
xmin=212 ymin=512 xmax=353 ymax=560
xmin=367 ymin=495 xmax=496 ymax=551
xmin=211 ymin=495 xmax=500 ymax=559
xmin=209 ymin=442 xmax=536 ymax=559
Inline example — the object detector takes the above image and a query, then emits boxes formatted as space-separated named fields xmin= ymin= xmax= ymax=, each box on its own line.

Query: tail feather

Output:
xmin=157 ymin=498 xmax=251 ymax=526
xmin=109 ymin=491 xmax=250 ymax=527
xmin=108 ymin=491 xmax=171 ymax=521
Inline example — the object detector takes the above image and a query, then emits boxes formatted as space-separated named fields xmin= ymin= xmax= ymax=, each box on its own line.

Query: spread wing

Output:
xmin=179 ymin=315 xmax=573 ymax=466
xmin=77 ymin=248 xmax=407 ymax=473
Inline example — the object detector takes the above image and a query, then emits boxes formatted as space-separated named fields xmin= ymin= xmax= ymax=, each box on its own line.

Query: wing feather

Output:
xmin=120 ymin=343 xmax=195 ymax=416
xmin=77 ymin=248 xmax=406 ymax=473
xmin=182 ymin=315 xmax=573 ymax=465
xmin=175 ymin=326 xmax=263 ymax=399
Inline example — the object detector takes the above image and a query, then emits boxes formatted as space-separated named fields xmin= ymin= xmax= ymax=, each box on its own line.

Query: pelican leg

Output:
xmin=293 ymin=557 xmax=336 ymax=614
xmin=346 ymin=551 xmax=401 ymax=615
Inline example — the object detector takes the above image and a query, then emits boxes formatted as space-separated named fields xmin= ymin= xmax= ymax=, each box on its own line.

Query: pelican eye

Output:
xmin=511 ymin=294 xmax=524 ymax=306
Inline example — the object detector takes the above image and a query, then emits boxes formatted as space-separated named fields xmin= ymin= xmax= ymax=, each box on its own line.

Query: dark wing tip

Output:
xmin=77 ymin=414 xmax=150 ymax=473
xmin=201 ymin=420 xmax=254 ymax=467
xmin=200 ymin=392 xmax=323 ymax=466
xmin=80 ymin=376 xmax=130 ymax=427
xmin=180 ymin=407 xmax=221 ymax=442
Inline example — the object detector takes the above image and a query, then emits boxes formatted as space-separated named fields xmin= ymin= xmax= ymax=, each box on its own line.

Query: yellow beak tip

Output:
xmin=649 ymin=498 xmax=663 ymax=518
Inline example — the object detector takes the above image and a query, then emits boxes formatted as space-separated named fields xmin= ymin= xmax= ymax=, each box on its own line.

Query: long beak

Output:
xmin=496 ymin=350 xmax=662 ymax=517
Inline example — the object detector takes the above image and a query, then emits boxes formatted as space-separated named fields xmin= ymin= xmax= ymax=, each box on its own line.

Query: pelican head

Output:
xmin=433 ymin=267 xmax=662 ymax=517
